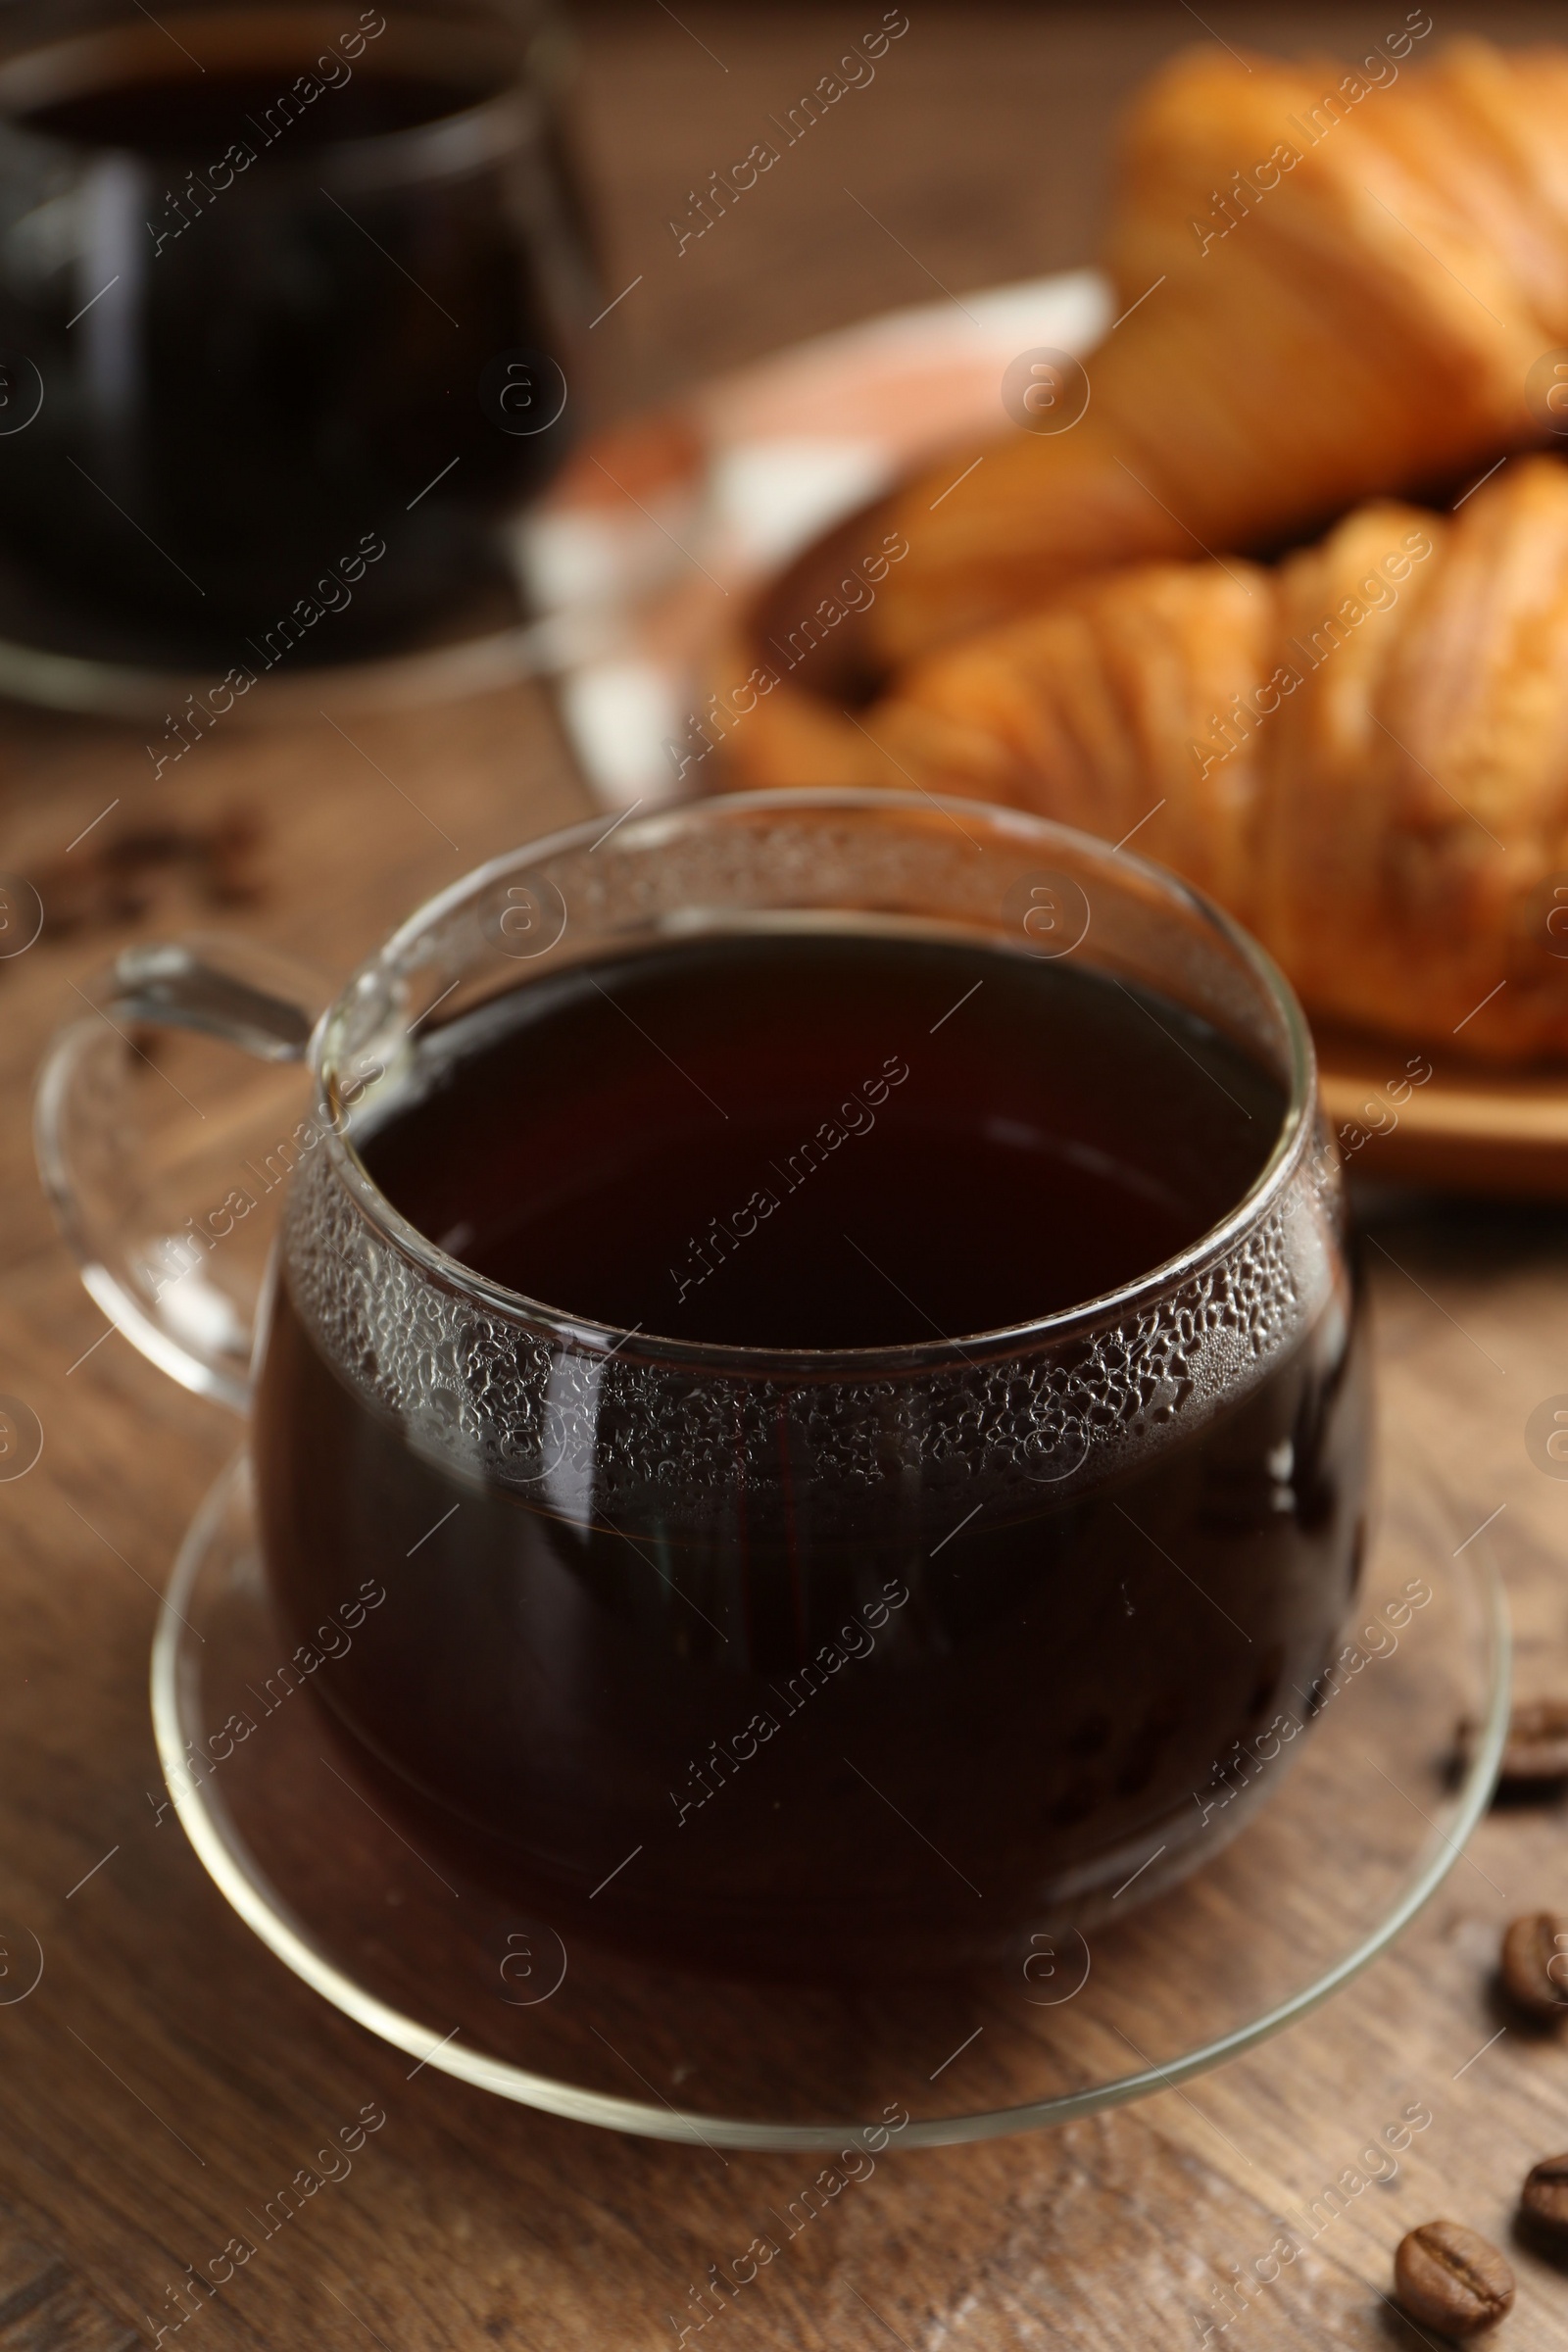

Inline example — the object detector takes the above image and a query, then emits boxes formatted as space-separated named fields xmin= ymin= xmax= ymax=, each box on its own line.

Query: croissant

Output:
xmin=824 ymin=455 xmax=1568 ymax=1062
xmin=869 ymin=28 xmax=1568 ymax=665
xmin=713 ymin=31 xmax=1568 ymax=794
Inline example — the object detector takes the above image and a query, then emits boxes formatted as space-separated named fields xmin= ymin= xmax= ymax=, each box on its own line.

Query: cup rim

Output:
xmin=312 ymin=786 xmax=1321 ymax=1378
xmin=0 ymin=5 xmax=541 ymax=178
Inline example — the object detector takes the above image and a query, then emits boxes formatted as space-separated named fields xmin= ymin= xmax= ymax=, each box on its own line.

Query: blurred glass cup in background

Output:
xmin=0 ymin=0 xmax=599 ymax=674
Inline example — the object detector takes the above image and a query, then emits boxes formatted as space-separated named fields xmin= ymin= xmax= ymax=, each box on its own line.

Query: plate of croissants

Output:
xmin=541 ymin=29 xmax=1568 ymax=1196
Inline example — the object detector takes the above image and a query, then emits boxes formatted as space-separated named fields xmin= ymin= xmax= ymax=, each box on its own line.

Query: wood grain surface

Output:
xmin=5 ymin=7 xmax=1568 ymax=2347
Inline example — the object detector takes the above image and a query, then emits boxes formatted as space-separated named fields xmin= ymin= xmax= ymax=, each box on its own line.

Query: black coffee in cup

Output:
xmin=254 ymin=926 xmax=1368 ymax=1980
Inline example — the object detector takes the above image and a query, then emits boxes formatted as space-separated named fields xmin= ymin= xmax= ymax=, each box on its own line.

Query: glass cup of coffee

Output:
xmin=0 ymin=0 xmax=595 ymax=675
xmin=37 ymin=789 xmax=1367 ymax=1982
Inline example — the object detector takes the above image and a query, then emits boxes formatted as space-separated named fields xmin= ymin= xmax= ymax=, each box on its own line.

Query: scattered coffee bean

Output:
xmin=1395 ymin=2222 xmax=1514 ymax=2336
xmin=1521 ymin=2151 xmax=1568 ymax=2239
xmin=1500 ymin=1912 xmax=1568 ymax=2019
xmin=1462 ymin=1696 xmax=1568 ymax=1792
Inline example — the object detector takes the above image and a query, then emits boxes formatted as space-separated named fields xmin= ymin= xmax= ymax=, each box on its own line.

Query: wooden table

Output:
xmin=5 ymin=7 xmax=1568 ymax=2346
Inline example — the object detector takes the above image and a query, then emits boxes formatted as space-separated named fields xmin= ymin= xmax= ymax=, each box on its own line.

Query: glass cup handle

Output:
xmin=34 ymin=937 xmax=333 ymax=1413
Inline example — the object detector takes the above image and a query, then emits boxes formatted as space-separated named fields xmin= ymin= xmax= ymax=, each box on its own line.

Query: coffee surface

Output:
xmin=24 ymin=64 xmax=490 ymax=151
xmin=358 ymin=931 xmax=1285 ymax=1347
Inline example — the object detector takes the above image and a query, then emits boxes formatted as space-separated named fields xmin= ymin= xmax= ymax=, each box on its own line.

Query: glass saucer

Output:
xmin=152 ymin=1429 xmax=1508 ymax=2152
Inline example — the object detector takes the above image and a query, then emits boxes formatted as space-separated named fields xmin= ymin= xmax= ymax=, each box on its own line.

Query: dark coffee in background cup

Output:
xmin=0 ymin=2 xmax=594 ymax=665
xmin=254 ymin=923 xmax=1368 ymax=1981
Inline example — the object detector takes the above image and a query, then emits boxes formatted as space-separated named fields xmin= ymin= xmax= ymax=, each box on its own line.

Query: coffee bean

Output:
xmin=1395 ymin=2222 xmax=1514 ymax=2336
xmin=1463 ymin=1696 xmax=1568 ymax=1790
xmin=1521 ymin=2151 xmax=1568 ymax=2239
xmin=1500 ymin=1912 xmax=1568 ymax=2019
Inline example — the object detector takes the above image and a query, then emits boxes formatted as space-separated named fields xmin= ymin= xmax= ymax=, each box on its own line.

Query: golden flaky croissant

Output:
xmin=869 ymin=26 xmax=1568 ymax=666
xmin=830 ymin=456 xmax=1568 ymax=1062
xmin=711 ymin=29 xmax=1568 ymax=806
